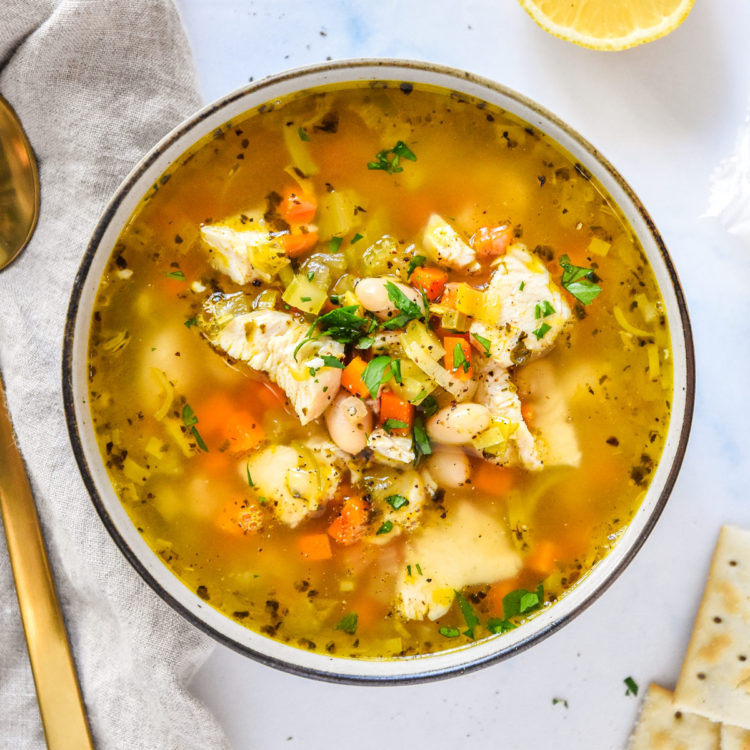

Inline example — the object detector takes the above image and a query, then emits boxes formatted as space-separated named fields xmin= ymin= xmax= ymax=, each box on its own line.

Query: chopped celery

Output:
xmin=635 ymin=293 xmax=658 ymax=324
xmin=282 ymin=123 xmax=318 ymax=176
xmin=316 ymin=189 xmax=361 ymax=239
xmin=199 ymin=291 xmax=253 ymax=336
xmin=331 ymin=273 xmax=359 ymax=297
xmin=389 ymin=360 xmax=435 ymax=404
xmin=278 ymin=263 xmax=295 ymax=288
xmin=441 ymin=309 xmax=470 ymax=331
xmin=299 ymin=252 xmax=349 ymax=289
xmin=282 ymin=275 xmax=327 ymax=314
xmin=472 ymin=420 xmax=518 ymax=454
xmin=613 ymin=305 xmax=652 ymax=338
xmin=150 ymin=368 xmax=174 ymax=421
xmin=646 ymin=343 xmax=660 ymax=380
xmin=253 ymin=289 xmax=279 ymax=310
xmin=122 ymin=456 xmax=149 ymax=484
xmin=401 ymin=320 xmax=445 ymax=360
xmin=455 ymin=283 xmax=485 ymax=318
xmin=401 ymin=336 xmax=470 ymax=399
xmin=588 ymin=237 xmax=611 ymax=256
xmin=362 ymin=235 xmax=411 ymax=279
xmin=145 ymin=436 xmax=165 ymax=459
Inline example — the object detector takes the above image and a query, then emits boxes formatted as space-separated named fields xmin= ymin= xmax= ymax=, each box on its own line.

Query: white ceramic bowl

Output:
xmin=63 ymin=59 xmax=694 ymax=684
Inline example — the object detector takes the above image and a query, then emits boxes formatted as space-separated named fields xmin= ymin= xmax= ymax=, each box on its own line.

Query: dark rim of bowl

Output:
xmin=62 ymin=58 xmax=695 ymax=686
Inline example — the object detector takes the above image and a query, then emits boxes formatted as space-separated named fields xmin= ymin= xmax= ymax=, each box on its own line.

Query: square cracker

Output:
xmin=721 ymin=724 xmax=750 ymax=750
xmin=674 ymin=525 xmax=750 ymax=729
xmin=629 ymin=684 xmax=720 ymax=749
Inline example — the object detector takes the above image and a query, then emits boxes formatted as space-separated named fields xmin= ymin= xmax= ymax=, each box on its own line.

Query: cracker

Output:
xmin=674 ymin=525 xmax=750 ymax=729
xmin=629 ymin=684 xmax=720 ymax=749
xmin=721 ymin=724 xmax=750 ymax=750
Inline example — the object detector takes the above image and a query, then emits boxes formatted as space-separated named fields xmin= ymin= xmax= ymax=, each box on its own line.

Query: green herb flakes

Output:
xmin=386 ymin=494 xmax=409 ymax=510
xmin=335 ymin=612 xmax=358 ymax=635
xmin=552 ymin=698 xmax=569 ymax=708
xmin=502 ymin=584 xmax=544 ymax=620
xmin=181 ymin=404 xmax=208 ymax=452
xmin=439 ymin=626 xmax=460 ymax=638
xmin=383 ymin=419 xmax=409 ymax=433
xmin=376 ymin=520 xmax=394 ymax=535
xmin=412 ymin=416 xmax=432 ymax=460
xmin=362 ymin=355 xmax=392 ymax=397
xmin=471 ymin=332 xmax=492 ymax=355
xmin=452 ymin=342 xmax=469 ymax=372
xmin=455 ymin=591 xmax=480 ymax=640
xmin=184 ymin=317 xmax=198 ymax=328
xmin=298 ymin=127 xmax=310 ymax=141
xmin=307 ymin=271 xmax=315 ymax=281
xmin=367 ymin=140 xmax=417 ymax=174
xmin=321 ymin=355 xmax=345 ymax=369
xmin=407 ymin=254 xmax=427 ymax=276
xmin=246 ymin=463 xmax=254 ymax=487
xmin=419 ymin=394 xmax=439 ymax=416
xmin=329 ymin=236 xmax=343 ymax=253
xmin=487 ymin=618 xmax=516 ymax=634
xmin=382 ymin=281 xmax=423 ymax=330
xmin=624 ymin=677 xmax=638 ymax=696
xmin=559 ymin=254 xmax=602 ymax=306
xmin=164 ymin=270 xmax=186 ymax=281
xmin=533 ymin=322 xmax=552 ymax=340
xmin=351 ymin=232 xmax=364 ymax=244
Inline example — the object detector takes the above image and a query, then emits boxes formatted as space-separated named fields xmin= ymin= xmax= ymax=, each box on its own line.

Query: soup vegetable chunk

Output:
xmin=88 ymin=83 xmax=672 ymax=658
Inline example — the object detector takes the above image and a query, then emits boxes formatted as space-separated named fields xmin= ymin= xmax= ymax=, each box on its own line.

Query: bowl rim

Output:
xmin=62 ymin=57 xmax=695 ymax=685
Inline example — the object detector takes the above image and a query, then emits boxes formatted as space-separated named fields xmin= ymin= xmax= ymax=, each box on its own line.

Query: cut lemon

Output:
xmin=517 ymin=0 xmax=695 ymax=51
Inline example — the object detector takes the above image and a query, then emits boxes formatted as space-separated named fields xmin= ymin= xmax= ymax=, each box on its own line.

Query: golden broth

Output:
xmin=87 ymin=83 xmax=671 ymax=658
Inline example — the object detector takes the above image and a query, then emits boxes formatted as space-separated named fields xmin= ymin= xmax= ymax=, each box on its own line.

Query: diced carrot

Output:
xmin=379 ymin=389 xmax=414 ymax=437
xmin=298 ymin=533 xmax=332 ymax=561
xmin=410 ymin=266 xmax=448 ymax=301
xmin=327 ymin=494 xmax=370 ymax=545
xmin=193 ymin=393 xmax=265 ymax=454
xmin=348 ymin=594 xmax=384 ymax=630
xmin=470 ymin=460 xmax=514 ymax=495
xmin=251 ymin=381 xmax=287 ymax=412
xmin=471 ymin=225 xmax=513 ymax=257
xmin=280 ymin=188 xmax=317 ymax=224
xmin=225 ymin=411 xmax=265 ymax=453
xmin=440 ymin=282 xmax=459 ymax=308
xmin=216 ymin=501 xmax=263 ymax=536
xmin=444 ymin=336 xmax=473 ymax=381
xmin=525 ymin=540 xmax=560 ymax=576
xmin=280 ymin=230 xmax=318 ymax=257
xmin=201 ymin=449 xmax=233 ymax=475
xmin=341 ymin=357 xmax=369 ymax=398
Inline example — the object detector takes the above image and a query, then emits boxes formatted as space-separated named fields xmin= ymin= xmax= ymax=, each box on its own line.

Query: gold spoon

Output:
xmin=0 ymin=95 xmax=94 ymax=749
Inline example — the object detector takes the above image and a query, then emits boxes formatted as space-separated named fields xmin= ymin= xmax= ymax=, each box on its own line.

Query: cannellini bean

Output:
xmin=325 ymin=393 xmax=372 ymax=455
xmin=426 ymin=403 xmax=491 ymax=445
xmin=355 ymin=277 xmax=424 ymax=320
xmin=426 ymin=445 xmax=471 ymax=488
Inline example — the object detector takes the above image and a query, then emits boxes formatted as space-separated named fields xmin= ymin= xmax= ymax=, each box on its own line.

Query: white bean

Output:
xmin=426 ymin=445 xmax=471 ymax=488
xmin=355 ymin=277 xmax=424 ymax=320
xmin=426 ymin=403 xmax=491 ymax=445
xmin=325 ymin=393 xmax=372 ymax=455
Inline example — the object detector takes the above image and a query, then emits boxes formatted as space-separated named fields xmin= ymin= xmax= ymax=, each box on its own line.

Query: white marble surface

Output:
xmin=176 ymin=1 xmax=750 ymax=748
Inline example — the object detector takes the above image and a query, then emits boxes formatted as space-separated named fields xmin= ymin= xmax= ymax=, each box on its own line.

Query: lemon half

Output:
xmin=518 ymin=0 xmax=696 ymax=51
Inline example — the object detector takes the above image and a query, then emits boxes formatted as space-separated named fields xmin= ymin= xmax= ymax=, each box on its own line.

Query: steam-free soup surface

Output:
xmin=88 ymin=83 xmax=671 ymax=658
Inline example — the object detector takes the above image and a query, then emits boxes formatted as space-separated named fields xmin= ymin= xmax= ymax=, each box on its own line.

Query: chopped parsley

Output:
xmin=335 ymin=612 xmax=358 ymax=635
xmin=624 ymin=677 xmax=639 ymax=696
xmin=184 ymin=316 xmax=198 ymax=328
xmin=245 ymin=463 xmax=254 ymax=487
xmin=386 ymin=494 xmax=409 ymax=510
xmin=300 ymin=296 xmax=312 ymax=302
xmin=439 ymin=626 xmax=460 ymax=638
xmin=389 ymin=358 xmax=403 ymax=384
xmin=552 ymin=698 xmax=569 ymax=708
xmin=357 ymin=336 xmax=375 ymax=350
xmin=329 ymin=236 xmax=343 ymax=253
xmin=407 ymin=254 xmax=427 ymax=276
xmin=471 ymin=332 xmax=492 ymax=355
xmin=502 ymin=584 xmax=544 ymax=619
xmin=415 ymin=563 xmax=422 ymax=575
xmin=452 ymin=342 xmax=470 ymax=372
xmin=181 ymin=404 xmax=208 ymax=452
xmin=307 ymin=271 xmax=315 ymax=281
xmin=519 ymin=281 xmax=525 ymax=291
xmin=298 ymin=127 xmax=310 ymax=141
xmin=455 ymin=591 xmax=480 ymax=640
xmin=533 ymin=322 xmax=552 ymax=340
xmin=487 ymin=618 xmax=516 ymax=634
xmin=362 ymin=355 xmax=393 ymax=397
xmin=559 ymin=254 xmax=602 ymax=305
xmin=351 ymin=232 xmax=363 ymax=244
xmin=320 ymin=355 xmax=344 ymax=369
xmin=376 ymin=520 xmax=393 ymax=535
xmin=294 ymin=306 xmax=369 ymax=359
xmin=418 ymin=394 xmax=439 ymax=416
xmin=164 ymin=270 xmax=186 ymax=280
xmin=412 ymin=416 xmax=432 ymax=461
xmin=367 ymin=140 xmax=417 ymax=174
xmin=382 ymin=281 xmax=424 ymax=330
xmin=535 ymin=300 xmax=555 ymax=318
xmin=383 ymin=418 xmax=409 ymax=433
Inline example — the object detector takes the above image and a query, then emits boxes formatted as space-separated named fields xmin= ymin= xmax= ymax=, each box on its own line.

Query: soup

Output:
xmin=87 ymin=83 xmax=672 ymax=658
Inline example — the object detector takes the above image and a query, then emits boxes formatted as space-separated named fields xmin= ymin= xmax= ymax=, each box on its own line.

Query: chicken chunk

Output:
xmin=515 ymin=359 xmax=581 ymax=468
xmin=363 ymin=469 xmax=427 ymax=541
xmin=395 ymin=501 xmax=521 ymax=621
xmin=244 ymin=439 xmax=344 ymax=527
xmin=366 ymin=428 xmax=415 ymax=467
xmin=474 ymin=363 xmax=542 ymax=471
xmin=201 ymin=222 xmax=290 ymax=285
xmin=478 ymin=245 xmax=571 ymax=366
xmin=212 ymin=310 xmax=343 ymax=425
xmin=421 ymin=214 xmax=479 ymax=271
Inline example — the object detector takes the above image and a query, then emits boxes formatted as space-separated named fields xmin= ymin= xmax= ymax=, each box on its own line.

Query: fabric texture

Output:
xmin=0 ymin=1 xmax=229 ymax=748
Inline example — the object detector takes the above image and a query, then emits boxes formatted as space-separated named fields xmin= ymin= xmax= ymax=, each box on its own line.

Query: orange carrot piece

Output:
xmin=251 ymin=381 xmax=287 ymax=412
xmin=410 ymin=266 xmax=448 ymax=301
xmin=348 ymin=594 xmax=384 ymax=630
xmin=444 ymin=336 xmax=473 ymax=381
xmin=216 ymin=501 xmax=263 ymax=536
xmin=471 ymin=225 xmax=513 ymax=257
xmin=225 ymin=411 xmax=265 ymax=453
xmin=471 ymin=460 xmax=514 ymax=495
xmin=280 ymin=188 xmax=317 ymax=225
xmin=520 ymin=400 xmax=533 ymax=424
xmin=341 ymin=357 xmax=369 ymax=398
xmin=327 ymin=494 xmax=370 ymax=545
xmin=281 ymin=230 xmax=318 ymax=257
xmin=379 ymin=389 xmax=414 ymax=436
xmin=298 ymin=533 xmax=332 ymax=561
xmin=525 ymin=540 xmax=560 ymax=576
xmin=192 ymin=394 xmax=264 ymax=454
xmin=440 ymin=283 xmax=459 ymax=308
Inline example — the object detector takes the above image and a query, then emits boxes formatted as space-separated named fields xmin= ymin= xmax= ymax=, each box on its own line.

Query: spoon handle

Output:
xmin=0 ymin=374 xmax=94 ymax=750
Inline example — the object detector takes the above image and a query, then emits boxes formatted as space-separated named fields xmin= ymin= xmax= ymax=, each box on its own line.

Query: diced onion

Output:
xmin=646 ymin=343 xmax=660 ymax=380
xmin=613 ymin=305 xmax=653 ymax=338
xmin=150 ymin=368 xmax=174 ymax=421
xmin=282 ymin=124 xmax=318 ymax=176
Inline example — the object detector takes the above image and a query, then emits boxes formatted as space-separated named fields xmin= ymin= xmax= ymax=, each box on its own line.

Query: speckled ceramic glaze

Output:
xmin=63 ymin=60 xmax=694 ymax=684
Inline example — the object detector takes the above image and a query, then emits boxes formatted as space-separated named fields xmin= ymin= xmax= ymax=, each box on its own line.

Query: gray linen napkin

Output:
xmin=0 ymin=2 xmax=229 ymax=748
